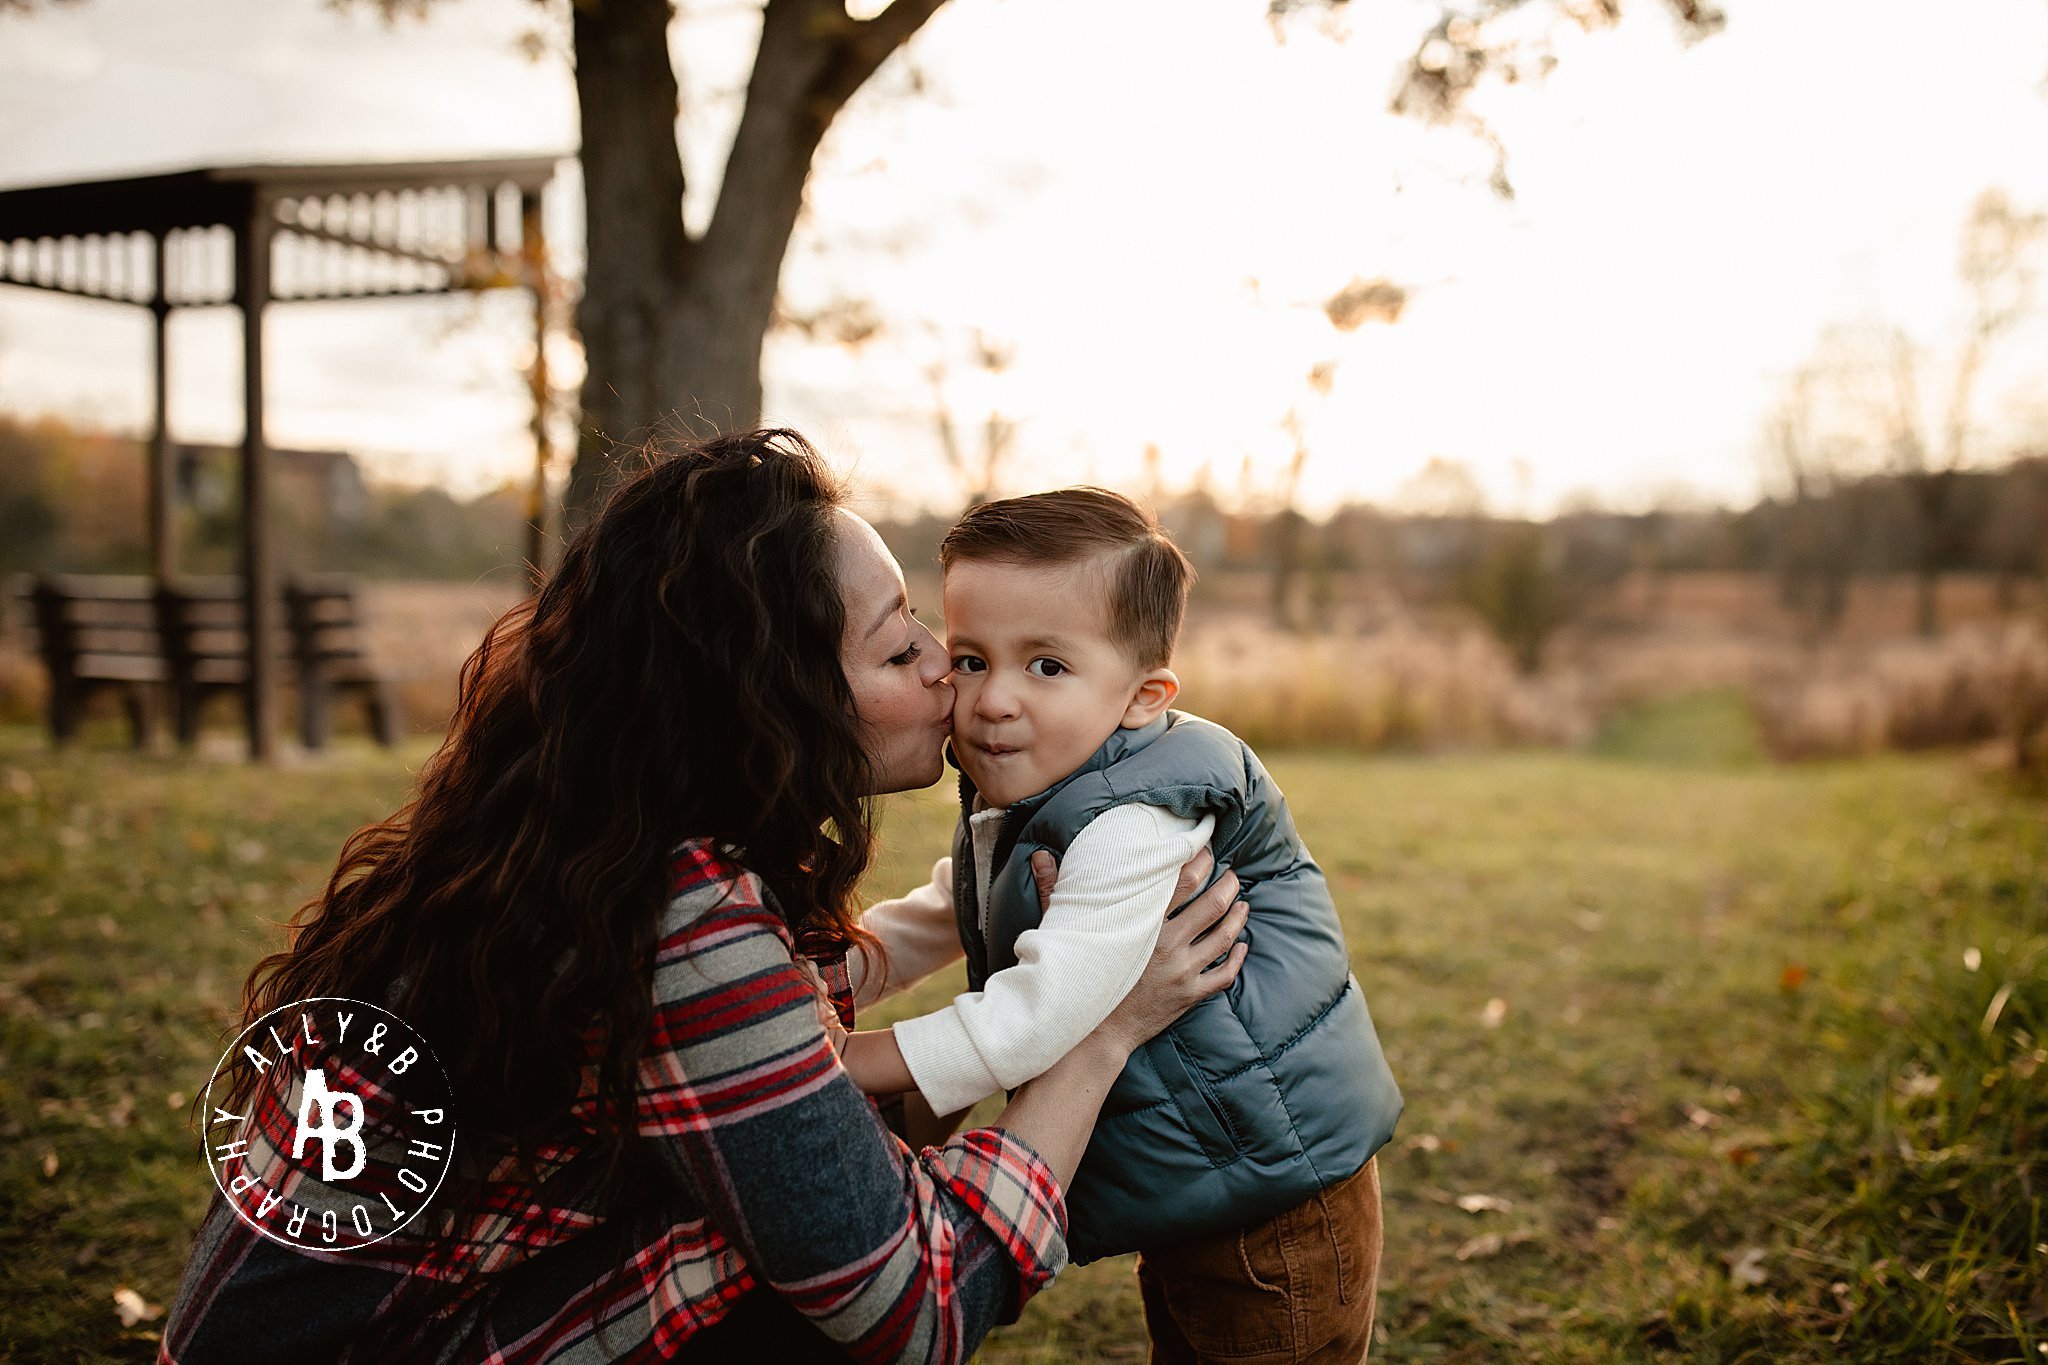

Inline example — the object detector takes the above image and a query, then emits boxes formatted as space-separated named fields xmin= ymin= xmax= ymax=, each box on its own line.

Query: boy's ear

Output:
xmin=1120 ymin=668 xmax=1180 ymax=728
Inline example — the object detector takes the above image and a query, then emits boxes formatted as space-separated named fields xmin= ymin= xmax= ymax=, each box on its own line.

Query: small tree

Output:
xmin=1780 ymin=192 xmax=2046 ymax=636
xmin=1458 ymin=522 xmax=1564 ymax=674
xmin=925 ymin=328 xmax=1017 ymax=510
xmin=1761 ymin=361 xmax=1857 ymax=637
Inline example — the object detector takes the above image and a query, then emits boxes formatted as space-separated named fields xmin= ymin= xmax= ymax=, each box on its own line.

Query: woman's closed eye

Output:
xmin=887 ymin=640 xmax=923 ymax=667
xmin=1026 ymin=658 xmax=1068 ymax=679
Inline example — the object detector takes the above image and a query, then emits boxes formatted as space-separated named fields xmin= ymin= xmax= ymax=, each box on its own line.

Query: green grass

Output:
xmin=2 ymin=713 xmax=2043 ymax=1362
xmin=1591 ymin=688 xmax=1766 ymax=767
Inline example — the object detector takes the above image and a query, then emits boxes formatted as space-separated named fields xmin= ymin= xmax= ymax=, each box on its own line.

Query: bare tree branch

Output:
xmin=1943 ymin=189 xmax=2047 ymax=469
xmin=811 ymin=0 xmax=947 ymax=110
xmin=1387 ymin=0 xmax=1724 ymax=197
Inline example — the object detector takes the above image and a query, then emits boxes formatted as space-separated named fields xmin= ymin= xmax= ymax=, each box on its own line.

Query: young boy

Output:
xmin=844 ymin=489 xmax=1402 ymax=1363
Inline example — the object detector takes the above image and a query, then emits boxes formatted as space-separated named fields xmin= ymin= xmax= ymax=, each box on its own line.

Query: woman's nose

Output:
xmin=917 ymin=622 xmax=949 ymax=685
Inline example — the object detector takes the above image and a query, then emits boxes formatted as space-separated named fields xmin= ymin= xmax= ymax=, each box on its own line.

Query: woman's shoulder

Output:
xmin=662 ymin=838 xmax=790 ymax=951
xmin=668 ymin=836 xmax=751 ymax=897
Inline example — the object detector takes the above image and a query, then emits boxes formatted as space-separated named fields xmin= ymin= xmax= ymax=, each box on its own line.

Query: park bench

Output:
xmin=23 ymin=574 xmax=167 ymax=748
xmin=282 ymin=574 xmax=404 ymax=749
xmin=20 ymin=573 xmax=402 ymax=750
xmin=154 ymin=575 xmax=403 ymax=749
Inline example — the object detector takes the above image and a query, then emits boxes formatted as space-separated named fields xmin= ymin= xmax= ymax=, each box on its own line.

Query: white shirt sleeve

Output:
xmin=847 ymin=857 xmax=963 ymax=1009
xmin=892 ymin=804 xmax=1216 ymax=1116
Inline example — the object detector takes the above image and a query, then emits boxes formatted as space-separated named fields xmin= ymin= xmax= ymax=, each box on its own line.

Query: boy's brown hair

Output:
xmin=940 ymin=487 xmax=1195 ymax=669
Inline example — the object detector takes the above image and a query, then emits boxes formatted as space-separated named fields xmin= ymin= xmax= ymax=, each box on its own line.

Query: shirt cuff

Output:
xmin=923 ymin=1127 xmax=1069 ymax=1319
xmin=893 ymin=1007 xmax=1002 ymax=1117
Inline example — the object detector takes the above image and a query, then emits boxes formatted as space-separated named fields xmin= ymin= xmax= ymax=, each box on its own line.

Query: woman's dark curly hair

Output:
xmin=225 ymin=427 xmax=878 ymax=1244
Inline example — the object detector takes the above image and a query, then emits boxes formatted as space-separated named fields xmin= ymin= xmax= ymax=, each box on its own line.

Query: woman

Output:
xmin=160 ymin=429 xmax=1247 ymax=1363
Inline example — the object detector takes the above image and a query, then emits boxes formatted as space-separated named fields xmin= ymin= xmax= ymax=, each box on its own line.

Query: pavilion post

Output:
xmin=147 ymin=231 xmax=175 ymax=583
xmin=521 ymin=191 xmax=551 ymax=589
xmin=234 ymin=203 xmax=277 ymax=762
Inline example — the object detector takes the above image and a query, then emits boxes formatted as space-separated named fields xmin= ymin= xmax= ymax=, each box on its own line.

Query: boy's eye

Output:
xmin=951 ymin=656 xmax=986 ymax=674
xmin=1026 ymin=658 xmax=1067 ymax=679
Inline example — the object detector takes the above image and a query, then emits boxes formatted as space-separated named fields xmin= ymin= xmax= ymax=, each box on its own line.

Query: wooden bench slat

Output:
xmin=72 ymin=654 xmax=169 ymax=682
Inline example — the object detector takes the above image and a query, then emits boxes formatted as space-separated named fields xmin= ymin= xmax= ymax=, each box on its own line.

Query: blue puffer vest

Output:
xmin=950 ymin=710 xmax=1402 ymax=1263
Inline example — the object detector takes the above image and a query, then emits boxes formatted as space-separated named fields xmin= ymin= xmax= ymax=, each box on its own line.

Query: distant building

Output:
xmin=176 ymin=444 xmax=371 ymax=525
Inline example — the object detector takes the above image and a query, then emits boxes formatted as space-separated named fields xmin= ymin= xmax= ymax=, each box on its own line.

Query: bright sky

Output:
xmin=2 ymin=0 xmax=2046 ymax=515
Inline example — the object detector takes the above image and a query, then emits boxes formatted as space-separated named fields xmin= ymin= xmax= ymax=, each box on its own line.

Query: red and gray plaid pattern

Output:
xmin=159 ymin=839 xmax=1068 ymax=1363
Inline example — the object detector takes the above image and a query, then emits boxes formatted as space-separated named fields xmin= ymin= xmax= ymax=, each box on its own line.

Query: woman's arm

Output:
xmin=639 ymin=856 xmax=1245 ymax=1364
xmin=639 ymin=867 xmax=1061 ymax=1365
xmin=837 ymin=1027 xmax=917 ymax=1095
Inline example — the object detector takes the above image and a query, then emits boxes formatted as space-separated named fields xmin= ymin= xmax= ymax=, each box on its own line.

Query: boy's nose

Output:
xmin=975 ymin=678 xmax=1020 ymax=722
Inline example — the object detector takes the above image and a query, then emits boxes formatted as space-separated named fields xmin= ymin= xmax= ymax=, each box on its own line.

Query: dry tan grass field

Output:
xmin=4 ymin=572 xmax=2045 ymax=764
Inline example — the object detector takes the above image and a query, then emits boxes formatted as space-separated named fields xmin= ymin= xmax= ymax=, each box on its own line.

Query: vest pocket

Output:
xmin=1147 ymin=1033 xmax=1243 ymax=1167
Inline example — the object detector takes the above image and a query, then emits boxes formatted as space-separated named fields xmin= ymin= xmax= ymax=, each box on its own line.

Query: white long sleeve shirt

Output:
xmin=890 ymin=803 xmax=1215 ymax=1116
xmin=846 ymin=857 xmax=967 ymax=1009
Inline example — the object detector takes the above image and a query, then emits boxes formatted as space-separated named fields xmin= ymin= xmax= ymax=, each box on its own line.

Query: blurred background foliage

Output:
xmin=5 ymin=408 xmax=2046 ymax=773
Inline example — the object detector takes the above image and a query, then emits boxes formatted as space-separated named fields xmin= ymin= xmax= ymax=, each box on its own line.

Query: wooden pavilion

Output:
xmin=0 ymin=156 xmax=563 ymax=759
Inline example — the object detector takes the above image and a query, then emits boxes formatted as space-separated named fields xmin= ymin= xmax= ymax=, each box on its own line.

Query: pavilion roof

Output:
xmin=0 ymin=155 xmax=564 ymax=306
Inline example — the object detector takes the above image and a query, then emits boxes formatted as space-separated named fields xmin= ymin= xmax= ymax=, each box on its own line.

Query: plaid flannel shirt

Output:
xmin=159 ymin=838 xmax=1068 ymax=1363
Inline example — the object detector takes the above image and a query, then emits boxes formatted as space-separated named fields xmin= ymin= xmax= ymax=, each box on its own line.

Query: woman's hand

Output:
xmin=1027 ymin=847 xmax=1249 ymax=1060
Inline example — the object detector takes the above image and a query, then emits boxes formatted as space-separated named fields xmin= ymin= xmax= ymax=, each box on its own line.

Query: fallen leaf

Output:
xmin=1480 ymin=998 xmax=1508 ymax=1029
xmin=1456 ymin=1193 xmax=1512 ymax=1214
xmin=1724 ymin=1247 xmax=1768 ymax=1289
xmin=107 ymin=1094 xmax=135 ymax=1129
xmin=1779 ymin=965 xmax=1808 ymax=992
xmin=40 ymin=1150 xmax=58 ymax=1179
xmin=1404 ymin=1133 xmax=1442 ymax=1153
xmin=1894 ymin=1070 xmax=1941 ymax=1100
xmin=1455 ymin=1229 xmax=1535 ymax=1261
xmin=1456 ymin=1232 xmax=1505 ymax=1261
xmin=112 ymin=1287 xmax=161 ymax=1327
xmin=1686 ymin=1105 xmax=1719 ymax=1129
xmin=1725 ymin=1145 xmax=1760 ymax=1167
xmin=1963 ymin=947 xmax=1982 ymax=973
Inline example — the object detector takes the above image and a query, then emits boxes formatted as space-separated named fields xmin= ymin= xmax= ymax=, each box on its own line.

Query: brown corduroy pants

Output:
xmin=1134 ymin=1156 xmax=1382 ymax=1365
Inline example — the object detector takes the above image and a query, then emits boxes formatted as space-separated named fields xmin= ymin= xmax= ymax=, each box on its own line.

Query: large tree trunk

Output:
xmin=566 ymin=0 xmax=946 ymax=526
xmin=568 ymin=0 xmax=691 ymax=524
